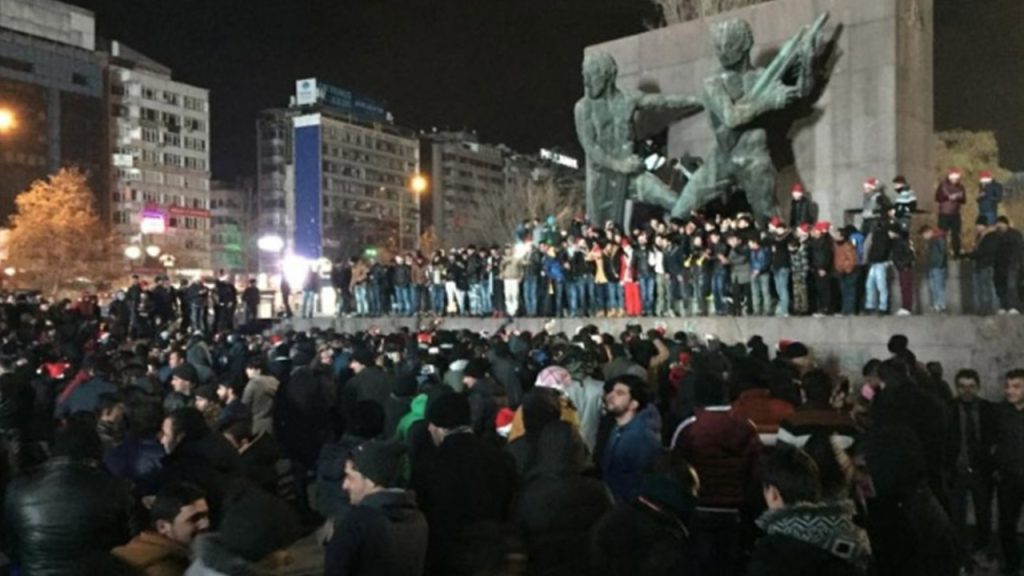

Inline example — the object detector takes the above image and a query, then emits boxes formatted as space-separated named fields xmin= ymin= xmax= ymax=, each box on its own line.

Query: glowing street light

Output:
xmin=0 ymin=109 xmax=15 ymax=133
xmin=258 ymin=234 xmax=285 ymax=253
xmin=124 ymin=245 xmax=142 ymax=260
xmin=3 ymin=267 xmax=15 ymax=277
xmin=145 ymin=245 xmax=161 ymax=258
xmin=410 ymin=174 xmax=428 ymax=194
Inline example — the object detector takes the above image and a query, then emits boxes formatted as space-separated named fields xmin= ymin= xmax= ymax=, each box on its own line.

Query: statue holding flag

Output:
xmin=669 ymin=13 xmax=831 ymax=225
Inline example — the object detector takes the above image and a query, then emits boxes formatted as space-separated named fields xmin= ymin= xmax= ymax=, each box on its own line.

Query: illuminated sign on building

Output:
xmin=539 ymin=149 xmax=579 ymax=170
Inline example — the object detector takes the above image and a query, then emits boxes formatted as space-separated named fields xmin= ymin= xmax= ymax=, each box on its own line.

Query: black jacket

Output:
xmin=994 ymin=402 xmax=1024 ymax=481
xmin=324 ymin=490 xmax=428 ymax=576
xmin=241 ymin=286 xmax=261 ymax=309
xmin=973 ymin=232 xmax=1000 ymax=270
xmin=4 ymin=457 xmax=134 ymax=575
xmin=412 ymin=431 xmax=517 ymax=576
xmin=590 ymin=501 xmax=690 ymax=576
xmin=951 ymin=398 xmax=996 ymax=474
xmin=789 ymin=198 xmax=813 ymax=228
xmin=866 ymin=225 xmax=893 ymax=264
xmin=275 ymin=365 xmax=330 ymax=468
xmin=770 ymin=233 xmax=792 ymax=270
xmin=809 ymin=236 xmax=834 ymax=272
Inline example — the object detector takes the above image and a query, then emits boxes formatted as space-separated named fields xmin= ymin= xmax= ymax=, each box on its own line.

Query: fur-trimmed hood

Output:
xmin=756 ymin=500 xmax=871 ymax=572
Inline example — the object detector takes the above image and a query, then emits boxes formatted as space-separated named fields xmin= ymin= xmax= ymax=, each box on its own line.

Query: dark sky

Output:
xmin=67 ymin=0 xmax=1023 ymax=179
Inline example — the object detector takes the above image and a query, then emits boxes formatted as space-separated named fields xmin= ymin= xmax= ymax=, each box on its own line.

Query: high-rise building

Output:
xmin=105 ymin=40 xmax=211 ymax=271
xmin=0 ymin=0 xmax=107 ymax=224
xmin=419 ymin=131 xmax=507 ymax=248
xmin=210 ymin=179 xmax=252 ymax=274
xmin=256 ymin=79 xmax=419 ymax=266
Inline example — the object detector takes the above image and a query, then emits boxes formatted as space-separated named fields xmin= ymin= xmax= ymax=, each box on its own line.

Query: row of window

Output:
xmin=0 ymin=55 xmax=91 ymax=87
xmin=114 ymin=169 xmax=209 ymax=190
xmin=113 ymin=189 xmax=209 ymax=210
xmin=112 ymin=83 xmax=206 ymax=111
xmin=138 ymin=107 xmax=206 ymax=132
xmin=113 ymin=210 xmax=210 ymax=230
xmin=322 ymin=128 xmax=415 ymax=158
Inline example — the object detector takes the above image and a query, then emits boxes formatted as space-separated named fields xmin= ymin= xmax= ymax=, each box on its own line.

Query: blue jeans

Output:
xmin=982 ymin=210 xmax=998 ymax=226
xmin=750 ymin=273 xmax=772 ymax=315
xmin=431 ymin=285 xmax=445 ymax=314
xmin=595 ymin=282 xmax=607 ymax=313
xmin=550 ymin=280 xmax=564 ymax=317
xmin=481 ymin=279 xmax=493 ymax=314
xmin=974 ymin=267 xmax=998 ymax=315
xmin=606 ymin=282 xmax=623 ymax=311
xmin=639 ymin=276 xmax=655 ymax=315
xmin=523 ymin=276 xmax=539 ymax=316
xmin=355 ymin=284 xmax=368 ymax=315
xmin=367 ymin=284 xmax=381 ymax=315
xmin=865 ymin=263 xmax=889 ymax=312
xmin=395 ymin=285 xmax=412 ymax=316
xmin=581 ymin=275 xmax=596 ymax=316
xmin=928 ymin=268 xmax=947 ymax=310
xmin=567 ymin=280 xmax=582 ymax=317
xmin=773 ymin=267 xmax=791 ymax=316
xmin=302 ymin=290 xmax=317 ymax=318
xmin=839 ymin=273 xmax=858 ymax=315
xmin=469 ymin=282 xmax=485 ymax=315
xmin=711 ymin=268 xmax=729 ymax=314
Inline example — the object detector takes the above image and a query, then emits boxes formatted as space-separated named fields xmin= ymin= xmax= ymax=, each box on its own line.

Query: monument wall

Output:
xmin=585 ymin=0 xmax=934 ymax=227
xmin=295 ymin=315 xmax=1022 ymax=402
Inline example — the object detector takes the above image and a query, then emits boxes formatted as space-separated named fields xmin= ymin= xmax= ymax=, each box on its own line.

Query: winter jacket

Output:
xmin=242 ymin=375 xmax=279 ymax=437
xmin=4 ymin=457 xmax=134 ymax=575
xmin=770 ymin=233 xmax=792 ymax=270
xmin=161 ymin=433 xmax=243 ymax=525
xmin=862 ymin=191 xmax=889 ymax=220
xmin=998 ymin=228 xmax=1024 ymax=268
xmin=601 ymin=414 xmax=663 ymax=502
xmin=790 ymin=198 xmax=813 ymax=228
xmin=392 ymin=263 xmax=411 ymax=287
xmin=893 ymin=187 xmax=917 ymax=221
xmin=543 ymin=254 xmax=566 ymax=282
xmin=671 ymin=407 xmax=761 ymax=508
xmin=590 ymin=501 xmax=691 ymax=576
xmin=994 ymin=402 xmax=1024 ymax=482
xmin=891 ymin=236 xmax=915 ymax=271
xmin=934 ymin=179 xmax=966 ymax=216
xmin=54 ymin=375 xmax=117 ymax=418
xmin=350 ymin=262 xmax=369 ymax=288
xmin=275 ymin=365 xmax=330 ymax=468
xmin=790 ymin=240 xmax=809 ymax=275
xmin=346 ymin=366 xmax=393 ymax=415
xmin=732 ymin=389 xmax=795 ymax=439
xmin=465 ymin=253 xmax=485 ymax=284
xmin=324 ymin=490 xmax=429 ymax=576
xmin=635 ymin=246 xmax=655 ymax=278
xmin=113 ymin=531 xmax=191 ymax=576
xmin=833 ymin=241 xmax=857 ymax=276
xmin=925 ymin=233 xmax=948 ymax=270
xmin=412 ymin=431 xmax=517 ymax=576
xmin=748 ymin=501 xmax=871 ymax=576
xmin=978 ymin=180 xmax=1004 ymax=215
xmin=500 ymin=256 xmax=523 ymax=280
xmin=104 ymin=436 xmax=165 ymax=497
xmin=515 ymin=422 xmax=613 ymax=576
xmin=728 ymin=245 xmax=752 ymax=284
xmin=750 ymin=246 xmax=771 ymax=274
xmin=809 ymin=236 xmax=834 ymax=272
xmin=865 ymin=225 xmax=893 ymax=265
xmin=973 ymin=231 xmax=1000 ymax=270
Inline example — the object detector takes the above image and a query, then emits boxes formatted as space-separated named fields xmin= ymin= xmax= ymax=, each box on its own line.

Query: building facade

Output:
xmin=0 ymin=0 xmax=107 ymax=224
xmin=106 ymin=41 xmax=211 ymax=271
xmin=210 ymin=179 xmax=252 ymax=274
xmin=419 ymin=131 xmax=506 ymax=248
xmin=257 ymin=79 xmax=419 ymax=266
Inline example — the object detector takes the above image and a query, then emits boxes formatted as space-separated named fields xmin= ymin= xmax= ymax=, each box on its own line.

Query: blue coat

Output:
xmin=54 ymin=377 xmax=117 ymax=418
xmin=750 ymin=247 xmax=771 ymax=273
xmin=979 ymin=181 xmax=1004 ymax=214
xmin=601 ymin=414 xmax=664 ymax=502
xmin=543 ymin=255 xmax=566 ymax=282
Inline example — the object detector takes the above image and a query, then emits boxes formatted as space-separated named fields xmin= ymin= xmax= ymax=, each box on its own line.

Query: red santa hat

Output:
xmin=791 ymin=183 xmax=805 ymax=195
xmin=799 ymin=223 xmax=811 ymax=234
xmin=495 ymin=408 xmax=515 ymax=438
xmin=813 ymin=221 xmax=831 ymax=233
xmin=948 ymin=167 xmax=962 ymax=177
xmin=979 ymin=170 xmax=993 ymax=180
xmin=769 ymin=216 xmax=783 ymax=228
xmin=864 ymin=177 xmax=879 ymax=188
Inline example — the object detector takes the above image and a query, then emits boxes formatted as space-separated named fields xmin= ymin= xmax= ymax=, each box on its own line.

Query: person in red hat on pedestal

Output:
xmin=861 ymin=177 xmax=888 ymax=236
xmin=977 ymin=170 xmax=1003 ymax=226
xmin=789 ymin=183 xmax=814 ymax=229
xmin=808 ymin=222 xmax=834 ymax=317
xmin=935 ymin=168 xmax=967 ymax=258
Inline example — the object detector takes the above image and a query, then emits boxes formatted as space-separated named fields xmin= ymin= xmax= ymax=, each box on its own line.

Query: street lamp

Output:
xmin=0 ymin=109 xmax=15 ymax=133
xmin=401 ymin=174 xmax=428 ymax=251
xmin=145 ymin=245 xmax=161 ymax=258
xmin=124 ymin=245 xmax=142 ymax=260
xmin=258 ymin=234 xmax=285 ymax=253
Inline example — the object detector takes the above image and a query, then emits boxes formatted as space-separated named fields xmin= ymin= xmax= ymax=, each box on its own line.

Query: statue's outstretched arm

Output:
xmin=707 ymin=79 xmax=796 ymax=129
xmin=637 ymin=93 xmax=704 ymax=118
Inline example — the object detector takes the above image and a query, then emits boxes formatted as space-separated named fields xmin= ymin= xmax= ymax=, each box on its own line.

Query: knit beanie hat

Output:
xmin=351 ymin=440 xmax=406 ymax=487
xmin=426 ymin=392 xmax=471 ymax=429
xmin=218 ymin=490 xmax=300 ymax=562
xmin=463 ymin=358 xmax=490 ymax=380
xmin=350 ymin=347 xmax=376 ymax=368
xmin=535 ymin=366 xmax=572 ymax=395
xmin=171 ymin=363 xmax=199 ymax=384
xmin=194 ymin=384 xmax=218 ymax=402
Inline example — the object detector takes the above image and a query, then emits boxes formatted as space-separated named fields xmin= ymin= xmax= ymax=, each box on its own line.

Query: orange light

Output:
xmin=410 ymin=174 xmax=428 ymax=194
xmin=0 ymin=109 xmax=15 ymax=133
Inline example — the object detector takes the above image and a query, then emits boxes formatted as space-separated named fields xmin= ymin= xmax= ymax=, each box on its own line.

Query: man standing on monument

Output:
xmin=575 ymin=52 xmax=703 ymax=227
xmin=936 ymin=168 xmax=967 ymax=258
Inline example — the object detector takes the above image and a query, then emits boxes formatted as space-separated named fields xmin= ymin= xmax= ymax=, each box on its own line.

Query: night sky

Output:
xmin=67 ymin=0 xmax=1022 ymax=179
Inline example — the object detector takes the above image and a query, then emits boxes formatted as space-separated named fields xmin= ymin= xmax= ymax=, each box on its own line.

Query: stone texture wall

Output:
xmin=294 ymin=315 xmax=1020 ymax=401
xmin=585 ymin=0 xmax=934 ymax=227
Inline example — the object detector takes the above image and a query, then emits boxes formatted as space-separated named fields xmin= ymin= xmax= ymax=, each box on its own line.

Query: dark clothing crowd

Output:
xmin=321 ymin=175 xmax=1023 ymax=320
xmin=0 ymin=288 xmax=1019 ymax=576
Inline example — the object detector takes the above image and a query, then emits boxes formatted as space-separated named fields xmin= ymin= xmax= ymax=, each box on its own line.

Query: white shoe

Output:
xmin=1010 ymin=309 xmax=1021 ymax=315
xmin=896 ymin=308 xmax=911 ymax=316
xmin=998 ymin=309 xmax=1008 ymax=315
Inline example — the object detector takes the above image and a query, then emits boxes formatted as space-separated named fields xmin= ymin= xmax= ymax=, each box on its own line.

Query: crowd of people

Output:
xmin=315 ymin=171 xmax=1022 ymax=320
xmin=0 ymin=286 xmax=1021 ymax=576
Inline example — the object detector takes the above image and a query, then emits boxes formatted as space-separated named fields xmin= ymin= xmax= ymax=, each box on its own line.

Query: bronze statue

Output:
xmin=574 ymin=53 xmax=702 ymax=226
xmin=671 ymin=14 xmax=829 ymax=225
xmin=575 ymin=13 xmax=829 ymax=226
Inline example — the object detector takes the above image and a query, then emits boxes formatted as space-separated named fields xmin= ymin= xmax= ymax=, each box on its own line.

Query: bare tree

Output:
xmin=467 ymin=169 xmax=583 ymax=246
